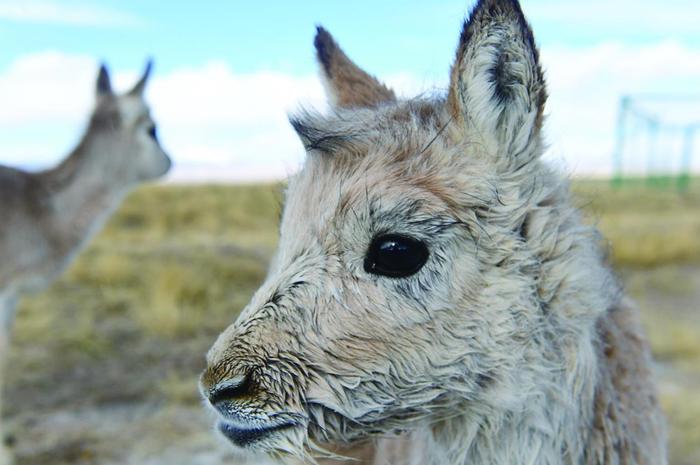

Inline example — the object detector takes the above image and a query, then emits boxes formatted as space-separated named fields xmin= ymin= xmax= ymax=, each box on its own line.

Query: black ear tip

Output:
xmin=314 ymin=25 xmax=332 ymax=50
xmin=127 ymin=58 xmax=154 ymax=96
xmin=314 ymin=25 xmax=330 ymax=41
xmin=314 ymin=25 xmax=335 ymax=72
xmin=473 ymin=0 xmax=523 ymax=9
xmin=97 ymin=62 xmax=113 ymax=94
xmin=460 ymin=0 xmax=533 ymax=50
xmin=504 ymin=0 xmax=526 ymax=13
xmin=476 ymin=0 xmax=528 ymax=20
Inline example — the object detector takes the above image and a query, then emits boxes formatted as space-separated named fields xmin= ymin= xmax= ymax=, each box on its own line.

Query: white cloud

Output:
xmin=1 ymin=42 xmax=699 ymax=180
xmin=149 ymin=63 xmax=436 ymax=181
xmin=146 ymin=61 xmax=326 ymax=181
xmin=0 ymin=0 xmax=143 ymax=27
xmin=0 ymin=51 xmax=96 ymax=125
xmin=150 ymin=61 xmax=325 ymax=126
xmin=541 ymin=40 xmax=700 ymax=175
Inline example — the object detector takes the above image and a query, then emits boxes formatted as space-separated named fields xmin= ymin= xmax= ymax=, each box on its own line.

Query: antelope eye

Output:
xmin=147 ymin=125 xmax=158 ymax=140
xmin=364 ymin=234 xmax=429 ymax=278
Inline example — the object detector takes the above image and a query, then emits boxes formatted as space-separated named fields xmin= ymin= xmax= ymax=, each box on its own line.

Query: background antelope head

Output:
xmin=85 ymin=60 xmax=171 ymax=186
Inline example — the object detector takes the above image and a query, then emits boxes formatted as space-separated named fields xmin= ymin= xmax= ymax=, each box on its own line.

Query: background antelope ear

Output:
xmin=128 ymin=59 xmax=153 ymax=97
xmin=447 ymin=0 xmax=547 ymax=164
xmin=96 ymin=63 xmax=113 ymax=97
xmin=314 ymin=26 xmax=396 ymax=109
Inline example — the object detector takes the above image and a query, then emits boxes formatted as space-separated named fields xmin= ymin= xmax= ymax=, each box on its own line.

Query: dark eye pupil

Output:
xmin=148 ymin=125 xmax=158 ymax=140
xmin=364 ymin=234 xmax=429 ymax=278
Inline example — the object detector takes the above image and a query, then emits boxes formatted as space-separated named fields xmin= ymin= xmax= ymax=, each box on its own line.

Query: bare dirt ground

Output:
xmin=5 ymin=334 xmax=237 ymax=465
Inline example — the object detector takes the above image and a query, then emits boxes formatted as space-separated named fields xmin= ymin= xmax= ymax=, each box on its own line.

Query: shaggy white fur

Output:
xmin=201 ymin=1 xmax=667 ymax=464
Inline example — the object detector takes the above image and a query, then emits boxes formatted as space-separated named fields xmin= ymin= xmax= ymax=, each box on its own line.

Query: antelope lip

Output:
xmin=217 ymin=420 xmax=298 ymax=447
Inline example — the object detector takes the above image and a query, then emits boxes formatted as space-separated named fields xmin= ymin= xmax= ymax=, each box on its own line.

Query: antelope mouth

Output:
xmin=217 ymin=419 xmax=300 ymax=448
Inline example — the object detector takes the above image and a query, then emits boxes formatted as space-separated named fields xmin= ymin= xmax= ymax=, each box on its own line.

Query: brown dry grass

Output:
xmin=4 ymin=179 xmax=699 ymax=464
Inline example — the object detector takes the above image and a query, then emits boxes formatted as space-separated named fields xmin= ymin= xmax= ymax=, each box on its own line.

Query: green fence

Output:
xmin=612 ymin=95 xmax=699 ymax=192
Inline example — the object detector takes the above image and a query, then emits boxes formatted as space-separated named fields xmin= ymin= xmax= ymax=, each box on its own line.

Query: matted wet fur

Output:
xmin=0 ymin=62 xmax=170 ymax=465
xmin=201 ymin=1 xmax=667 ymax=463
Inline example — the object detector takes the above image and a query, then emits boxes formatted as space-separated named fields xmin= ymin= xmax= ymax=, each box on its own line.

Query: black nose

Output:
xmin=207 ymin=371 xmax=257 ymax=412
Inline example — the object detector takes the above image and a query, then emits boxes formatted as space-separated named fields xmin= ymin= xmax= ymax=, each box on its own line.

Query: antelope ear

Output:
xmin=96 ymin=63 xmax=113 ymax=97
xmin=314 ymin=26 xmax=396 ymax=109
xmin=447 ymin=0 xmax=547 ymax=164
xmin=128 ymin=59 xmax=153 ymax=97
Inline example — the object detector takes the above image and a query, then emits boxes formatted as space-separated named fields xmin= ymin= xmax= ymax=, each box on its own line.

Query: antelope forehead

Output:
xmin=281 ymin=184 xmax=339 ymax=242
xmin=116 ymin=96 xmax=149 ymax=126
xmin=291 ymin=100 xmax=446 ymax=157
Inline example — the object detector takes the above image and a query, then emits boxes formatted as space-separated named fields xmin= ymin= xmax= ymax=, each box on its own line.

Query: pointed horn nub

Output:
xmin=128 ymin=58 xmax=154 ymax=96
xmin=96 ymin=63 xmax=113 ymax=96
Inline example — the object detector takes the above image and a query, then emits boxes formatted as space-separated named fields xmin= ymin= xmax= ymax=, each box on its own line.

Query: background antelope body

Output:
xmin=201 ymin=1 xmax=667 ymax=464
xmin=0 ymin=63 xmax=170 ymax=465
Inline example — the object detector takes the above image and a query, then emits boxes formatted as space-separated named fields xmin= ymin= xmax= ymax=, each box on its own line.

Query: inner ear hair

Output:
xmin=447 ymin=0 xmax=547 ymax=161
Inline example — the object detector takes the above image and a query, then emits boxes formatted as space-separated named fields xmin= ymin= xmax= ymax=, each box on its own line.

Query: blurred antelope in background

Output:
xmin=0 ymin=62 xmax=170 ymax=464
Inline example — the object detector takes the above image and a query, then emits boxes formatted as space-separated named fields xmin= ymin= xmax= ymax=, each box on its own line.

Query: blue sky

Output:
xmin=1 ymin=0 xmax=699 ymax=179
xmin=3 ymin=1 xmax=699 ymax=75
